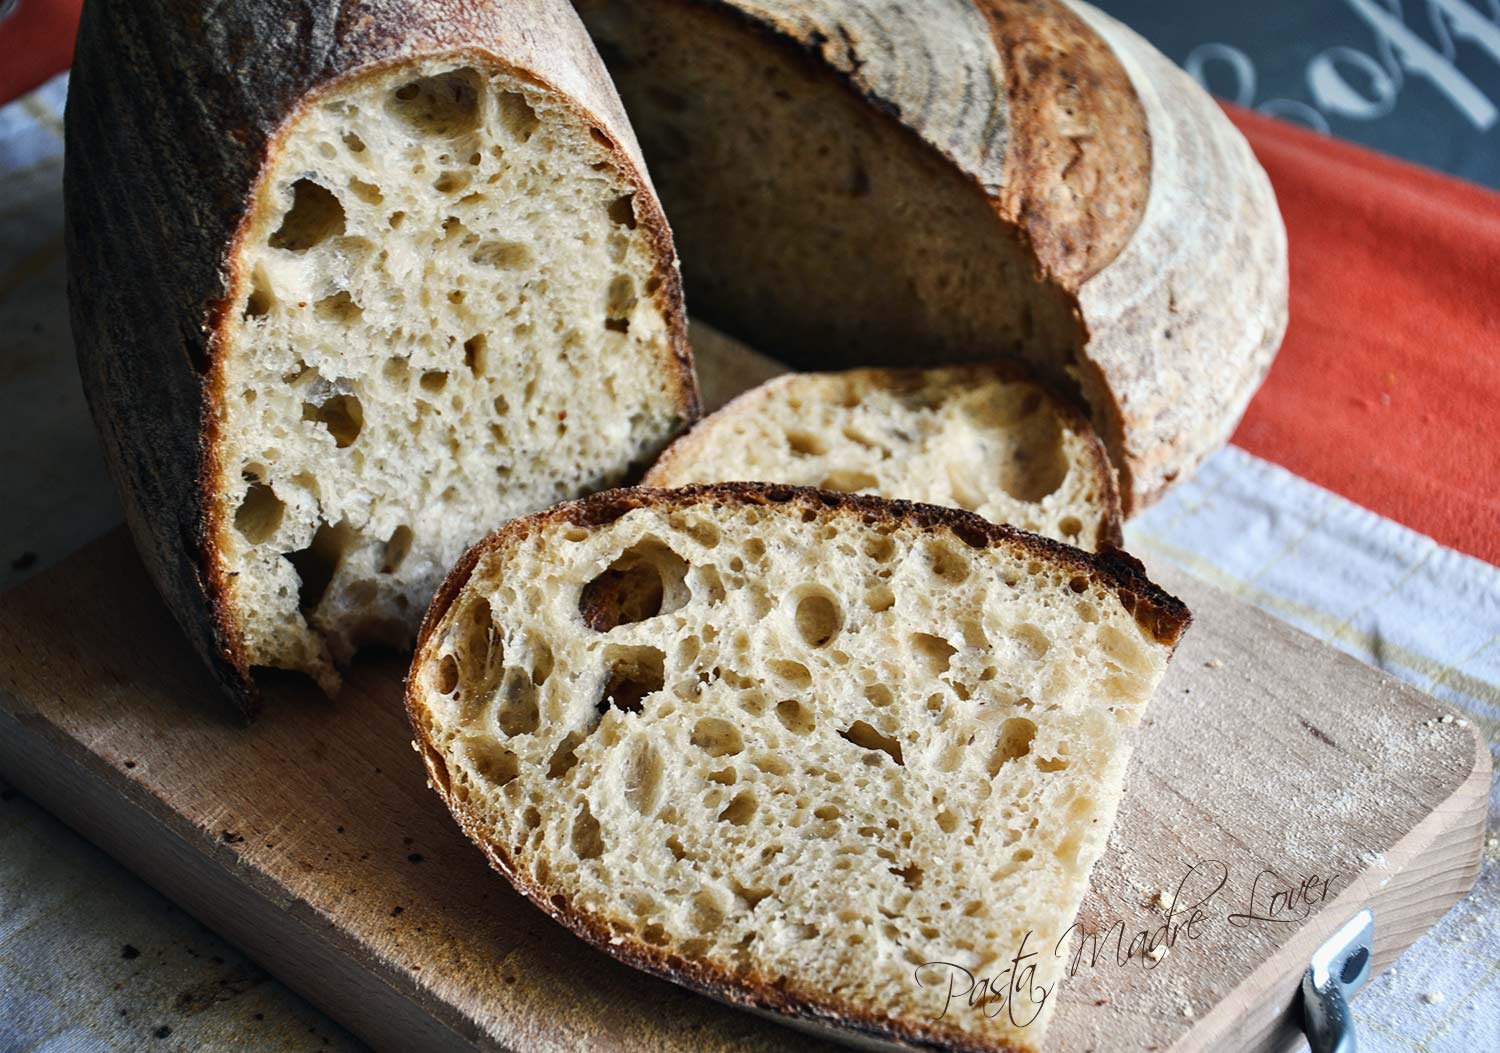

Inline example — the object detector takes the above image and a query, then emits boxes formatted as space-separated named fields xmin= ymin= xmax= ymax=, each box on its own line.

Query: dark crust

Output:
xmin=643 ymin=361 xmax=1125 ymax=550
xmin=406 ymin=483 xmax=1188 ymax=1052
xmin=66 ymin=0 xmax=697 ymax=715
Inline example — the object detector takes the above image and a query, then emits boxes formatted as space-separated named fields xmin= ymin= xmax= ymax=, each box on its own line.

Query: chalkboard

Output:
xmin=1095 ymin=0 xmax=1500 ymax=188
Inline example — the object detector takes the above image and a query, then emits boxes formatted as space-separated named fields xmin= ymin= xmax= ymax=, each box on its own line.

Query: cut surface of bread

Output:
xmin=644 ymin=366 xmax=1122 ymax=551
xmin=67 ymin=0 xmax=698 ymax=713
xmin=576 ymin=0 xmax=1288 ymax=512
xmin=216 ymin=59 xmax=696 ymax=693
xmin=408 ymin=484 xmax=1189 ymax=1051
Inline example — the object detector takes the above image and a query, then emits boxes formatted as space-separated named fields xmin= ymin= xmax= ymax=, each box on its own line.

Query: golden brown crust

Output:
xmin=408 ymin=483 xmax=1185 ymax=1050
xmin=644 ymin=363 xmax=1124 ymax=549
xmin=68 ymin=0 xmax=696 ymax=714
xmin=980 ymin=0 xmax=1151 ymax=289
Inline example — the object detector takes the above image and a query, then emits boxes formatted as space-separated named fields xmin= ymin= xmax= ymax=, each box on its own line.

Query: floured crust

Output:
xmin=66 ymin=0 xmax=696 ymax=714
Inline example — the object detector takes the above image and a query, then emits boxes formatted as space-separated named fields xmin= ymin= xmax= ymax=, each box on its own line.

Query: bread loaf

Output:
xmin=408 ymin=483 xmax=1189 ymax=1052
xmin=65 ymin=0 xmax=698 ymax=711
xmin=576 ymin=0 xmax=1288 ymax=512
xmin=644 ymin=366 xmax=1122 ymax=551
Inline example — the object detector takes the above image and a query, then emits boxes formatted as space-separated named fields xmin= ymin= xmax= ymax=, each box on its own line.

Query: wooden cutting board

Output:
xmin=0 ymin=332 xmax=1487 ymax=1053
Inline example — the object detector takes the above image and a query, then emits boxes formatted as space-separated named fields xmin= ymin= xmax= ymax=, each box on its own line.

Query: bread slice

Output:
xmin=575 ymin=0 xmax=1288 ymax=512
xmin=407 ymin=484 xmax=1189 ymax=1052
xmin=644 ymin=366 xmax=1122 ymax=551
xmin=65 ymin=0 xmax=699 ymax=711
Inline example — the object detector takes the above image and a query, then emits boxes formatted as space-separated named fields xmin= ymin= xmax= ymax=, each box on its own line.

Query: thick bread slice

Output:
xmin=575 ymin=0 xmax=1288 ymax=512
xmin=643 ymin=366 xmax=1123 ymax=551
xmin=65 ymin=0 xmax=699 ymax=712
xmin=407 ymin=484 xmax=1189 ymax=1052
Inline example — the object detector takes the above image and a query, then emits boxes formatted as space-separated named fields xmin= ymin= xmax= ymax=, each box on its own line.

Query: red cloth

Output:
xmin=1225 ymin=107 xmax=1500 ymax=565
xmin=0 ymin=0 xmax=82 ymax=104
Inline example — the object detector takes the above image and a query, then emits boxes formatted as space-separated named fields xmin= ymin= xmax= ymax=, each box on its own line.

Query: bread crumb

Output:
xmin=1439 ymin=714 xmax=1454 ymax=725
xmin=1204 ymin=658 xmax=1223 ymax=669
xmin=1146 ymin=944 xmax=1168 ymax=963
xmin=1457 ymin=718 xmax=1470 ymax=728
xmin=1422 ymin=991 xmax=1445 ymax=1005
xmin=1182 ymin=1005 xmax=1195 ymax=1019
xmin=1152 ymin=891 xmax=1172 ymax=911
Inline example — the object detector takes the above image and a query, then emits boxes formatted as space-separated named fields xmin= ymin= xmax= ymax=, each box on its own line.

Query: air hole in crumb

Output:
xmin=719 ymin=791 xmax=757 ymax=826
xmin=605 ymin=274 xmax=636 ymax=331
xmin=234 ymin=481 xmax=284 ymax=544
xmin=420 ymin=371 xmax=449 ymax=393
xmin=269 ymin=179 xmax=345 ymax=252
xmin=495 ymin=667 xmax=540 ymax=736
xmin=463 ymin=334 xmax=488 ymax=376
xmin=768 ymin=659 xmax=812 ymax=690
xmin=912 ymin=633 xmax=956 ymax=674
xmin=926 ymin=541 xmax=970 ymax=584
xmin=864 ymin=684 xmax=894 ymax=708
xmin=775 ymin=699 xmax=815 ymax=735
xmin=571 ymin=801 xmax=604 ymax=859
xmin=548 ymin=731 xmax=587 ymax=780
xmin=786 ymin=431 xmax=828 ymax=456
xmin=892 ymin=863 xmax=924 ymax=890
xmin=381 ymin=525 xmax=413 ymax=573
xmin=286 ymin=519 xmax=357 ymax=613
xmin=461 ymin=737 xmax=519 ymax=786
xmin=435 ymin=655 xmax=459 ymax=694
xmin=348 ymin=177 xmax=382 ymax=205
xmin=1037 ymin=755 xmax=1070 ymax=773
xmin=343 ymin=132 xmax=366 ymax=153
xmin=388 ymin=69 xmax=482 ymax=137
xmin=313 ymin=291 xmax=363 ymax=324
xmin=864 ymin=584 xmax=895 ymax=613
xmin=793 ymin=589 xmax=842 ymax=648
xmin=580 ymin=540 xmax=688 ymax=630
xmin=989 ymin=718 xmax=1036 ymax=775
xmin=244 ymin=273 xmax=274 ymax=318
xmin=820 ymin=470 xmax=877 ymax=493
xmin=1059 ymin=516 xmax=1083 ymax=540
xmin=302 ymin=392 xmax=364 ymax=447
xmin=608 ymin=194 xmax=637 ymax=229
xmin=840 ymin=721 xmax=903 ymax=766
xmin=1011 ymin=624 xmax=1051 ymax=660
xmin=596 ymin=646 xmax=665 ymax=715
xmin=691 ymin=717 xmax=744 ymax=757
xmin=433 ymin=170 xmax=471 ymax=194
xmin=471 ymin=239 xmax=532 ymax=269
xmin=497 ymin=91 xmax=540 ymax=142
xmin=864 ymin=534 xmax=896 ymax=562
xmin=623 ymin=738 xmax=664 ymax=814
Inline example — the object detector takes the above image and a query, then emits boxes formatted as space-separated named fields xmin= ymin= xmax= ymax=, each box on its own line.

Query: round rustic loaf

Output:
xmin=65 ymin=0 xmax=698 ymax=713
xmin=576 ymin=0 xmax=1289 ymax=512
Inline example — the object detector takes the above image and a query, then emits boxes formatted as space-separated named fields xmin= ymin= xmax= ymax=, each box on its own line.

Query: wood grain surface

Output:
xmin=0 ymin=335 xmax=1486 ymax=1052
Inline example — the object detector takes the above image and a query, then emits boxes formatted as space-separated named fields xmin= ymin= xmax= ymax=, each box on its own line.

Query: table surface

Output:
xmin=4 ymin=14 xmax=1499 ymax=1049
